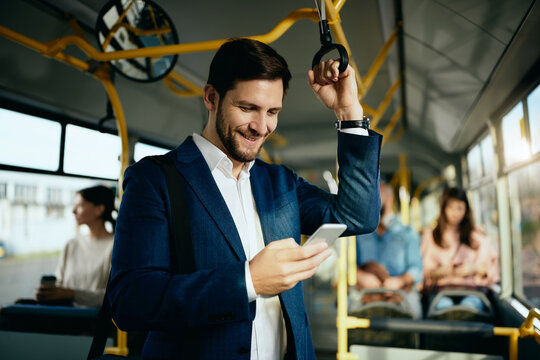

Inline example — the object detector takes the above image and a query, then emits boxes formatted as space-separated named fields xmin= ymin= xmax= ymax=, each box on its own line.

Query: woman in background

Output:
xmin=35 ymin=185 xmax=115 ymax=307
xmin=421 ymin=187 xmax=499 ymax=311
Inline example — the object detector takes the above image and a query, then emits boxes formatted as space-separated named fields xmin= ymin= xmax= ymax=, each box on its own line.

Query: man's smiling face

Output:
xmin=213 ymin=78 xmax=283 ymax=164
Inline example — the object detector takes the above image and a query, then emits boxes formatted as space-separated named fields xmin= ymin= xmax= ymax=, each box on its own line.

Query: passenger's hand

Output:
xmin=453 ymin=264 xmax=476 ymax=277
xmin=249 ymin=238 xmax=332 ymax=296
xmin=35 ymin=286 xmax=75 ymax=302
xmin=308 ymin=60 xmax=363 ymax=121
xmin=356 ymin=269 xmax=382 ymax=290
xmin=383 ymin=276 xmax=404 ymax=290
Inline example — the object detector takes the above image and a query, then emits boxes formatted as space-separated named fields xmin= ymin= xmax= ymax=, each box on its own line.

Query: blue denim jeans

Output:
xmin=434 ymin=295 xmax=485 ymax=311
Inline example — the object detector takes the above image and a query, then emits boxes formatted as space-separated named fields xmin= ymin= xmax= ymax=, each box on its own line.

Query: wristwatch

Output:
xmin=335 ymin=116 xmax=370 ymax=130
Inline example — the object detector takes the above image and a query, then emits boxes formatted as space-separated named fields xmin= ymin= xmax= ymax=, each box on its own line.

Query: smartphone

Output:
xmin=302 ymin=223 xmax=347 ymax=247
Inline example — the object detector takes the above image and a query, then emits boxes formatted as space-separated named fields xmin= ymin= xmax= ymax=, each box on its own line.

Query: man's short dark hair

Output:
xmin=207 ymin=38 xmax=292 ymax=98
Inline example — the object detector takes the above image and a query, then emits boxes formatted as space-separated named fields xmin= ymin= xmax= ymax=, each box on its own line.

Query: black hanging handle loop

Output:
xmin=311 ymin=20 xmax=349 ymax=73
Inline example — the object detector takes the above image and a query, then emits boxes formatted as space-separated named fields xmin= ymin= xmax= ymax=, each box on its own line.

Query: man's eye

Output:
xmin=240 ymin=106 xmax=252 ymax=111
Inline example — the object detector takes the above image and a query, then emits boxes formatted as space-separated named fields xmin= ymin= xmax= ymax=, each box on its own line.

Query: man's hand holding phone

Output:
xmin=249 ymin=224 xmax=346 ymax=296
xmin=302 ymin=223 xmax=347 ymax=247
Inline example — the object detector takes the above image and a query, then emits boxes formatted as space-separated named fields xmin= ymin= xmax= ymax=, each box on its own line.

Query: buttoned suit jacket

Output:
xmin=108 ymin=131 xmax=381 ymax=359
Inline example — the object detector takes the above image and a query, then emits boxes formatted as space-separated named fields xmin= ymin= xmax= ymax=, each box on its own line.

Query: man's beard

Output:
xmin=215 ymin=104 xmax=267 ymax=163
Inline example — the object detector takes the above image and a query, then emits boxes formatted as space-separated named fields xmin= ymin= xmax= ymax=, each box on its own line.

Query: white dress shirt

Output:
xmin=193 ymin=133 xmax=286 ymax=360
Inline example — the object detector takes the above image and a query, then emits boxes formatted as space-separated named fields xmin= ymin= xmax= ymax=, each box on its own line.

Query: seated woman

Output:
xmin=421 ymin=187 xmax=499 ymax=312
xmin=35 ymin=185 xmax=116 ymax=307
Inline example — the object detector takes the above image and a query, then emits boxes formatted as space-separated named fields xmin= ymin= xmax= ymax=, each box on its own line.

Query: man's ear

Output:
xmin=203 ymin=84 xmax=218 ymax=111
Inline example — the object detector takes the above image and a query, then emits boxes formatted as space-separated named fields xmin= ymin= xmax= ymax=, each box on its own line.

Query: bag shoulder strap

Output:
xmin=149 ymin=154 xmax=195 ymax=273
xmin=87 ymin=154 xmax=194 ymax=359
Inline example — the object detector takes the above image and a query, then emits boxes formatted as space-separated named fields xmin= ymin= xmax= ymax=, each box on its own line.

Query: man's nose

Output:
xmin=249 ymin=112 xmax=269 ymax=135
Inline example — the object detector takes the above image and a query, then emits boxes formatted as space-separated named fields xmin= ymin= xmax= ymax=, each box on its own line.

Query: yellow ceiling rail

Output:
xmin=384 ymin=124 xmax=405 ymax=144
xmin=101 ymin=0 xmax=137 ymax=50
xmin=361 ymin=28 xmax=398 ymax=96
xmin=323 ymin=1 xmax=403 ymax=139
xmin=164 ymin=72 xmax=204 ymax=97
xmin=69 ymin=18 xmax=88 ymax=41
xmin=370 ymin=77 xmax=401 ymax=128
xmin=36 ymin=8 xmax=319 ymax=62
xmin=324 ymin=0 xmax=365 ymax=96
xmin=103 ymin=22 xmax=173 ymax=51
xmin=381 ymin=106 xmax=403 ymax=143
xmin=333 ymin=0 xmax=348 ymax=13
xmin=0 ymin=25 xmax=89 ymax=71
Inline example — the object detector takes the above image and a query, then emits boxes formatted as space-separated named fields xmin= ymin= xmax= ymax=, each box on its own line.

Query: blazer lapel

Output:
xmin=173 ymin=137 xmax=247 ymax=261
xmin=250 ymin=163 xmax=276 ymax=245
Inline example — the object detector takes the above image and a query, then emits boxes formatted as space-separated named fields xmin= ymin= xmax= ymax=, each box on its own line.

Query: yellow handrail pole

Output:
xmin=324 ymin=1 xmax=366 ymax=98
xmin=493 ymin=327 xmax=520 ymax=360
xmin=347 ymin=236 xmax=356 ymax=286
xmin=93 ymin=68 xmax=130 ymax=197
xmin=336 ymin=237 xmax=352 ymax=359
xmin=68 ymin=18 xmax=88 ymax=41
xmin=362 ymin=29 xmax=399 ymax=96
xmin=410 ymin=175 xmax=445 ymax=231
xmin=163 ymin=77 xmax=202 ymax=97
xmin=166 ymin=72 xmax=204 ymax=96
xmin=398 ymin=154 xmax=410 ymax=225
xmin=101 ymin=0 xmax=137 ymax=50
xmin=519 ymin=308 xmax=540 ymax=343
xmin=381 ymin=107 xmax=403 ymax=143
xmin=93 ymin=66 xmax=130 ymax=356
xmin=39 ymin=9 xmax=320 ymax=62
xmin=0 ymin=25 xmax=89 ymax=71
xmin=385 ymin=124 xmax=405 ymax=144
xmin=333 ymin=0 xmax=348 ymax=13
xmin=370 ymin=78 xmax=401 ymax=129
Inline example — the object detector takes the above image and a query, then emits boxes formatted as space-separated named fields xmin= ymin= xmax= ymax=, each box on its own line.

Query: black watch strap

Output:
xmin=335 ymin=117 xmax=370 ymax=130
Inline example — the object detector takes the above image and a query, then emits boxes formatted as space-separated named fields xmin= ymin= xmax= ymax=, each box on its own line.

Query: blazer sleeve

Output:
xmin=108 ymin=158 xmax=253 ymax=332
xmin=296 ymin=130 xmax=382 ymax=236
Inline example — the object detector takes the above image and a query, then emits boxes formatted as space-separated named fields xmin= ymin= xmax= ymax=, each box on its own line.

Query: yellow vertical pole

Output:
xmin=337 ymin=237 xmax=348 ymax=356
xmin=93 ymin=66 xmax=130 ymax=357
xmin=399 ymin=154 xmax=410 ymax=225
xmin=347 ymin=236 xmax=356 ymax=286
xmin=509 ymin=331 xmax=519 ymax=360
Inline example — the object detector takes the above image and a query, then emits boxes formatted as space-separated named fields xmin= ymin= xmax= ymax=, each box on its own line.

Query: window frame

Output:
xmin=0 ymin=96 xmax=175 ymax=181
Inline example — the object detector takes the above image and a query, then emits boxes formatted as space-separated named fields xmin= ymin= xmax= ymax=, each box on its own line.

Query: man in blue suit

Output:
xmin=108 ymin=39 xmax=381 ymax=359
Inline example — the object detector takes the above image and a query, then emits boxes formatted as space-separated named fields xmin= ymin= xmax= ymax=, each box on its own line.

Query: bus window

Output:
xmin=480 ymin=135 xmax=495 ymax=177
xmin=467 ymin=144 xmax=483 ymax=182
xmin=507 ymin=162 xmax=540 ymax=307
xmin=0 ymin=169 xmax=112 ymax=306
xmin=468 ymin=184 xmax=500 ymax=252
xmin=502 ymin=103 xmax=529 ymax=166
xmin=0 ymin=108 xmax=61 ymax=171
xmin=64 ymin=125 xmax=121 ymax=179
xmin=527 ymin=84 xmax=540 ymax=154
xmin=134 ymin=142 xmax=170 ymax=162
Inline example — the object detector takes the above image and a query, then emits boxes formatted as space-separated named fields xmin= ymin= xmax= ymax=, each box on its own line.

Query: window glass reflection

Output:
xmin=502 ymin=103 xmax=529 ymax=166
xmin=64 ymin=125 xmax=121 ymax=179
xmin=134 ymin=142 xmax=170 ymax=162
xmin=527 ymin=85 xmax=540 ymax=154
xmin=480 ymin=135 xmax=495 ymax=177
xmin=0 ymin=108 xmax=61 ymax=171
xmin=467 ymin=145 xmax=483 ymax=182
xmin=508 ymin=162 xmax=540 ymax=307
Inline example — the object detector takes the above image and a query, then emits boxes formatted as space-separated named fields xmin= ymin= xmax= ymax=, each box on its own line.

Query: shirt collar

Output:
xmin=192 ymin=133 xmax=254 ymax=178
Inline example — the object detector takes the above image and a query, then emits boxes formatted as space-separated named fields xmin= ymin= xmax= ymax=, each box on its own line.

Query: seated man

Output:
xmin=355 ymin=182 xmax=423 ymax=318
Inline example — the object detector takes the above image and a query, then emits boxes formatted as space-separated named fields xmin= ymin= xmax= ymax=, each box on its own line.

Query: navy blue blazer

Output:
xmin=108 ymin=131 xmax=381 ymax=359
